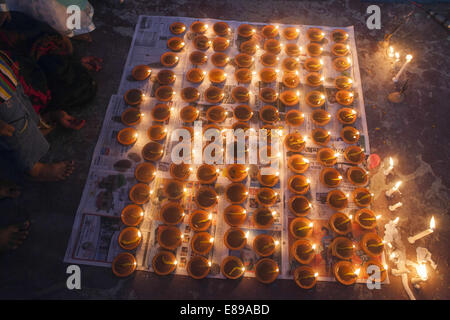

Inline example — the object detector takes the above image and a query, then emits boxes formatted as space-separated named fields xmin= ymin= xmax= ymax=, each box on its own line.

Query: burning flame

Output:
xmin=416 ymin=264 xmax=428 ymax=280
xmin=430 ymin=216 xmax=435 ymax=230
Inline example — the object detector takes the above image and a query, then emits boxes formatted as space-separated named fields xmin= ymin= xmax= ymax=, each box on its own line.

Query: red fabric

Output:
xmin=19 ymin=74 xmax=51 ymax=113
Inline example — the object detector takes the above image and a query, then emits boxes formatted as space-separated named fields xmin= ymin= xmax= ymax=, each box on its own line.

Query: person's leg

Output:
xmin=0 ymin=220 xmax=29 ymax=252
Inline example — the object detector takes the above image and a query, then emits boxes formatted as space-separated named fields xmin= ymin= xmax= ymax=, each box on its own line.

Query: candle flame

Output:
xmin=430 ymin=216 xmax=435 ymax=229
xmin=406 ymin=54 xmax=413 ymax=62
xmin=245 ymin=231 xmax=249 ymax=239
xmin=393 ymin=181 xmax=402 ymax=191
xmin=314 ymin=272 xmax=319 ymax=277
xmin=209 ymin=237 xmax=214 ymax=243
xmin=416 ymin=264 xmax=427 ymax=280
xmin=393 ymin=217 xmax=399 ymax=224
xmin=208 ymin=261 xmax=212 ymax=267
xmin=389 ymin=157 xmax=394 ymax=167
xmin=312 ymin=244 xmax=316 ymax=250
xmin=354 ymin=268 xmax=360 ymax=276
xmin=275 ymin=240 xmax=280 ymax=246
xmin=137 ymin=230 xmax=142 ymax=238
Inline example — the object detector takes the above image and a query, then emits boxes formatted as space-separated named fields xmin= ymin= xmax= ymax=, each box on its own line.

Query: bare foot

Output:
xmin=0 ymin=181 xmax=21 ymax=199
xmin=0 ymin=221 xmax=30 ymax=252
xmin=30 ymin=161 xmax=75 ymax=181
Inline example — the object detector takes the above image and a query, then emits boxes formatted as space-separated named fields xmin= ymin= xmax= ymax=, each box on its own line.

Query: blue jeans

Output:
xmin=0 ymin=84 xmax=49 ymax=173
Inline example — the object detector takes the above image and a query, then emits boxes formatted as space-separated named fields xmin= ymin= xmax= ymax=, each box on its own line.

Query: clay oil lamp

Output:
xmin=304 ymin=57 xmax=323 ymax=72
xmin=167 ymin=36 xmax=185 ymax=51
xmin=160 ymin=201 xmax=184 ymax=225
xmin=212 ymin=37 xmax=230 ymax=52
xmin=181 ymin=87 xmax=200 ymax=103
xmin=336 ymin=90 xmax=354 ymax=106
xmin=319 ymin=167 xmax=342 ymax=188
xmin=259 ymin=105 xmax=279 ymax=124
xmin=256 ymin=187 xmax=278 ymax=207
xmin=305 ymin=72 xmax=324 ymax=87
xmin=255 ymin=258 xmax=279 ymax=284
xmin=131 ymin=65 xmax=151 ymax=81
xmin=134 ymin=162 xmax=156 ymax=183
xmin=235 ymin=68 xmax=252 ymax=84
xmin=352 ymin=188 xmax=373 ymax=207
xmin=307 ymin=28 xmax=325 ymax=42
xmin=193 ymin=35 xmax=211 ymax=51
xmin=206 ymin=105 xmax=227 ymax=123
xmin=360 ymin=232 xmax=384 ymax=258
xmin=264 ymin=39 xmax=281 ymax=55
xmin=344 ymin=145 xmax=365 ymax=164
xmin=112 ymin=252 xmax=136 ymax=277
xmin=355 ymin=208 xmax=378 ymax=230
xmin=259 ymin=68 xmax=278 ymax=83
xmin=254 ymin=234 xmax=278 ymax=257
xmin=148 ymin=124 xmax=167 ymax=141
xmin=280 ymin=90 xmax=300 ymax=106
xmin=156 ymin=69 xmax=176 ymax=85
xmin=288 ymin=154 xmax=309 ymax=173
xmin=317 ymin=148 xmax=338 ymax=167
xmin=291 ymin=239 xmax=316 ymax=264
xmin=334 ymin=76 xmax=353 ymax=90
xmin=341 ymin=126 xmax=360 ymax=144
xmin=312 ymin=128 xmax=331 ymax=146
xmin=151 ymin=103 xmax=170 ymax=122
xmin=224 ymin=204 xmax=247 ymax=227
xmin=169 ymin=162 xmax=191 ymax=181
xmin=224 ymin=227 xmax=247 ymax=250
xmin=334 ymin=260 xmax=359 ymax=285
xmin=252 ymin=207 xmax=275 ymax=229
xmin=224 ymin=164 xmax=248 ymax=182
xmin=163 ymin=179 xmax=184 ymax=200
xmin=191 ymin=232 xmax=214 ymax=255
xmin=161 ymin=52 xmax=179 ymax=67
xmin=211 ymin=52 xmax=229 ymax=67
xmin=233 ymin=104 xmax=253 ymax=122
xmin=187 ymin=256 xmax=211 ymax=279
xmin=232 ymin=122 xmax=250 ymax=131
xmin=235 ymin=53 xmax=254 ymax=68
xmin=305 ymin=90 xmax=326 ymax=108
xmin=311 ymin=109 xmax=331 ymax=126
xmin=329 ymin=212 xmax=352 ymax=235
xmin=327 ymin=189 xmax=348 ymax=210
xmin=333 ymin=57 xmax=351 ymax=71
xmin=331 ymin=236 xmax=354 ymax=260
xmin=205 ymin=86 xmax=225 ymax=103
xmin=225 ymin=183 xmax=248 ymax=204
xmin=288 ymin=175 xmax=310 ymax=195
xmin=118 ymin=227 xmax=142 ymax=250
xmin=283 ymin=27 xmax=299 ymax=40
xmin=289 ymin=195 xmax=311 ymax=216
xmin=347 ymin=166 xmax=368 ymax=186
xmin=124 ymin=88 xmax=143 ymax=106
xmin=189 ymin=50 xmax=208 ymax=65
xmin=260 ymin=52 xmax=278 ymax=67
xmin=213 ymin=21 xmax=230 ymax=36
xmin=285 ymin=44 xmax=301 ymax=58
xmin=332 ymin=43 xmax=350 ymax=57
xmin=155 ymin=85 xmax=175 ymax=101
xmin=197 ymin=164 xmax=219 ymax=184
xmin=186 ymin=68 xmax=205 ymax=83
xmin=362 ymin=260 xmax=387 ymax=283
xmin=262 ymin=25 xmax=279 ymax=39
xmin=190 ymin=21 xmax=208 ymax=34
xmin=337 ymin=108 xmax=357 ymax=124
xmin=121 ymin=204 xmax=144 ymax=227
xmin=258 ymin=87 xmax=277 ymax=103
xmin=152 ymin=250 xmax=177 ymax=275
xmin=157 ymin=226 xmax=182 ymax=250
xmin=221 ymin=256 xmax=245 ymax=279
xmin=170 ymin=22 xmax=186 ymax=35
xmin=282 ymin=57 xmax=300 ymax=72
xmin=189 ymin=210 xmax=212 ymax=232
xmin=331 ymin=29 xmax=349 ymax=43
xmin=117 ymin=127 xmax=138 ymax=146
xmin=121 ymin=108 xmax=142 ymax=126
xmin=180 ymin=105 xmax=199 ymax=123
xmin=240 ymin=40 xmax=257 ymax=55
xmin=195 ymin=186 xmax=218 ymax=209
xmin=237 ymin=24 xmax=255 ymax=38
xmin=257 ymin=170 xmax=279 ymax=187
xmin=289 ymin=217 xmax=313 ymax=238
xmin=294 ymin=266 xmax=318 ymax=289
xmin=231 ymin=86 xmax=249 ymax=103
xmin=282 ymin=72 xmax=300 ymax=88
xmin=284 ymin=132 xmax=305 ymax=152
xmin=129 ymin=183 xmax=151 ymax=205
xmin=306 ymin=43 xmax=323 ymax=57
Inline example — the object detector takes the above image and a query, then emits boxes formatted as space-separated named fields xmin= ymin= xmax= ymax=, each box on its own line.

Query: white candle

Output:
xmin=384 ymin=157 xmax=394 ymax=176
xmin=408 ymin=216 xmax=435 ymax=244
xmin=389 ymin=202 xmax=403 ymax=211
xmin=385 ymin=181 xmax=402 ymax=197
xmin=393 ymin=54 xmax=413 ymax=83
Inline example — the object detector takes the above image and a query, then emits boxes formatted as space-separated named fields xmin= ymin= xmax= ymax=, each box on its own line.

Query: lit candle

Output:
xmin=411 ymin=263 xmax=428 ymax=285
xmin=385 ymin=181 xmax=402 ymax=197
xmin=389 ymin=202 xmax=403 ymax=211
xmin=384 ymin=157 xmax=394 ymax=176
xmin=407 ymin=216 xmax=435 ymax=244
xmin=393 ymin=54 xmax=413 ymax=83
xmin=388 ymin=46 xmax=395 ymax=59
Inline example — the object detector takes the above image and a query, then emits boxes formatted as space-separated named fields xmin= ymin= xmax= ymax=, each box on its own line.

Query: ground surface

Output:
xmin=0 ymin=0 xmax=448 ymax=300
